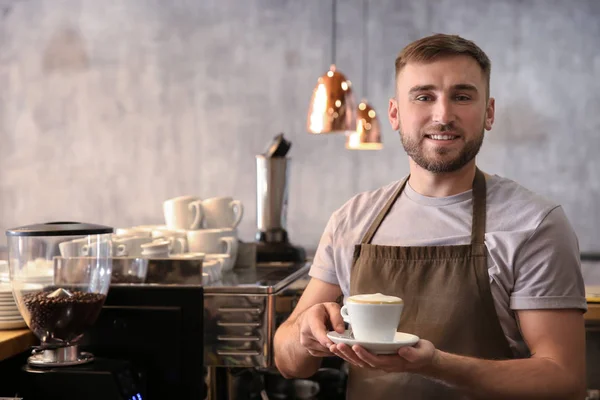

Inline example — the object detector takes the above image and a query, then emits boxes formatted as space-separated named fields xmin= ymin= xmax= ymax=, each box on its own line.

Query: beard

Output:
xmin=400 ymin=123 xmax=484 ymax=173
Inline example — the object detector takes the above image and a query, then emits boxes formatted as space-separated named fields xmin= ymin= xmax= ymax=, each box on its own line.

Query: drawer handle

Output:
xmin=218 ymin=307 xmax=262 ymax=314
xmin=217 ymin=350 xmax=261 ymax=356
xmin=217 ymin=335 xmax=260 ymax=342
xmin=217 ymin=321 xmax=261 ymax=327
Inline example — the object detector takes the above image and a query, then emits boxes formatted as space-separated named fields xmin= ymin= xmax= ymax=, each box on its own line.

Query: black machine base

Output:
xmin=20 ymin=357 xmax=146 ymax=400
xmin=255 ymin=229 xmax=306 ymax=263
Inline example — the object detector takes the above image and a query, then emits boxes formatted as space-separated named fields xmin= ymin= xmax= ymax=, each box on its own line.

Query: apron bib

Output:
xmin=347 ymin=169 xmax=513 ymax=400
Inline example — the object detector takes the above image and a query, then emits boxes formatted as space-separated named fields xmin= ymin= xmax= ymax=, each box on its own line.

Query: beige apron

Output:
xmin=347 ymin=169 xmax=513 ymax=400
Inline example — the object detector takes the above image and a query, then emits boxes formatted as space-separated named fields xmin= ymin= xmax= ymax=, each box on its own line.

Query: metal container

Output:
xmin=256 ymin=156 xmax=289 ymax=236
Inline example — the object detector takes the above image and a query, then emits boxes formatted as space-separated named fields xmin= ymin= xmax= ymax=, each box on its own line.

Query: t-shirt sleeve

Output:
xmin=510 ymin=206 xmax=587 ymax=311
xmin=308 ymin=213 xmax=340 ymax=285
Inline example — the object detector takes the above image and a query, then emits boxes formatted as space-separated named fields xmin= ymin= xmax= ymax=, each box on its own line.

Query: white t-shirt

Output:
xmin=309 ymin=174 xmax=587 ymax=357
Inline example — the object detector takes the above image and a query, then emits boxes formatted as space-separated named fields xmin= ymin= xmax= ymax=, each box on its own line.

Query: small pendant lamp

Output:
xmin=346 ymin=0 xmax=382 ymax=150
xmin=306 ymin=0 xmax=357 ymax=135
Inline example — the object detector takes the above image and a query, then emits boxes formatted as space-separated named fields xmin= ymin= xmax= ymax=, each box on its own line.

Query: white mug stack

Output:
xmin=57 ymin=195 xmax=244 ymax=285
xmin=162 ymin=195 xmax=244 ymax=282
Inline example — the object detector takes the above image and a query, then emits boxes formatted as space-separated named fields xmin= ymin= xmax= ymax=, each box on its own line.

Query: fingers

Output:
xmin=300 ymin=325 xmax=332 ymax=355
xmin=323 ymin=302 xmax=346 ymax=333
xmin=307 ymin=348 xmax=332 ymax=357
xmin=354 ymin=345 xmax=408 ymax=373
xmin=397 ymin=339 xmax=437 ymax=370
xmin=397 ymin=345 xmax=417 ymax=361
xmin=330 ymin=343 xmax=368 ymax=368
xmin=308 ymin=310 xmax=334 ymax=348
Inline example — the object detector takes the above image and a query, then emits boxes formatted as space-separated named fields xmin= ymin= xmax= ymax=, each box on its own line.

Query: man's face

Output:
xmin=388 ymin=55 xmax=494 ymax=174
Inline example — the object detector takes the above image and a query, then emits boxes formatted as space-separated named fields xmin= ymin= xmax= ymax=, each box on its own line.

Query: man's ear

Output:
xmin=484 ymin=97 xmax=495 ymax=131
xmin=389 ymin=97 xmax=400 ymax=131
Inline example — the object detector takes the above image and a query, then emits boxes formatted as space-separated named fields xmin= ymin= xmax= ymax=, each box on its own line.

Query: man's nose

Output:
xmin=432 ymin=98 xmax=455 ymax=125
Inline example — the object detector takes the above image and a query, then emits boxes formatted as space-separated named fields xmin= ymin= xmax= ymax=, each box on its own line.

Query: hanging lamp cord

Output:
xmin=362 ymin=0 xmax=368 ymax=97
xmin=331 ymin=0 xmax=337 ymax=66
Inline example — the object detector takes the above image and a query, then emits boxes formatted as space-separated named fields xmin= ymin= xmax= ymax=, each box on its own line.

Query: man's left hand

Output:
xmin=329 ymin=339 xmax=437 ymax=373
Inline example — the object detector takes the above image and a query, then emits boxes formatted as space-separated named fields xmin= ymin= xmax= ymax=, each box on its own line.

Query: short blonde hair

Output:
xmin=395 ymin=34 xmax=491 ymax=97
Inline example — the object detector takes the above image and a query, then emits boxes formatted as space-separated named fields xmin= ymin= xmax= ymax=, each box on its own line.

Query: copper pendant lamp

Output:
xmin=346 ymin=100 xmax=382 ymax=150
xmin=306 ymin=0 xmax=357 ymax=134
xmin=346 ymin=0 xmax=383 ymax=150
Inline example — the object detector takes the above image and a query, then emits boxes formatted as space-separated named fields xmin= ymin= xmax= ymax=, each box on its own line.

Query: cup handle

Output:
xmin=229 ymin=200 xmax=244 ymax=229
xmin=176 ymin=237 xmax=187 ymax=254
xmin=220 ymin=237 xmax=234 ymax=256
xmin=340 ymin=305 xmax=351 ymax=324
xmin=213 ymin=258 xmax=224 ymax=275
xmin=188 ymin=200 xmax=204 ymax=229
xmin=114 ymin=244 xmax=127 ymax=257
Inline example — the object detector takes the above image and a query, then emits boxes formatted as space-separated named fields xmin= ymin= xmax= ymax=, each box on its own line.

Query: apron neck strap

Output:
xmin=360 ymin=168 xmax=487 ymax=246
xmin=471 ymin=168 xmax=487 ymax=247
xmin=361 ymin=176 xmax=409 ymax=244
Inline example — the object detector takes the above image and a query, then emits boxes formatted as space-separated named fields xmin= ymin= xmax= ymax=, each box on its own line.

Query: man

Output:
xmin=273 ymin=34 xmax=587 ymax=399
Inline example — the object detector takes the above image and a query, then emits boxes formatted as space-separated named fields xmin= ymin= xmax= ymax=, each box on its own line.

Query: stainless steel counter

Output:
xmin=204 ymin=261 xmax=310 ymax=294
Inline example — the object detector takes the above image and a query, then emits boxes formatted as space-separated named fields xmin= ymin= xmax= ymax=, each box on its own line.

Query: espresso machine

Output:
xmin=255 ymin=134 xmax=306 ymax=263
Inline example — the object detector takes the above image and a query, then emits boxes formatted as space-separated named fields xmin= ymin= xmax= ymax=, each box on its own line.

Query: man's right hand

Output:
xmin=295 ymin=302 xmax=346 ymax=357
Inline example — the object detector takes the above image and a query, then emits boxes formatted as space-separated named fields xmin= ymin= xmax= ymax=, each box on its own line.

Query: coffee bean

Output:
xmin=22 ymin=287 xmax=106 ymax=344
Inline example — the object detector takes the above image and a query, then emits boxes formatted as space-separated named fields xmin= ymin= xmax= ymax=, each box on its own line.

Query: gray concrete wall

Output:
xmin=0 ymin=0 xmax=599 ymax=252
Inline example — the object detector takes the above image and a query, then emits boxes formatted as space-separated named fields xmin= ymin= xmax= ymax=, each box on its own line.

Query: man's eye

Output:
xmin=455 ymin=95 xmax=471 ymax=101
xmin=416 ymin=95 xmax=431 ymax=101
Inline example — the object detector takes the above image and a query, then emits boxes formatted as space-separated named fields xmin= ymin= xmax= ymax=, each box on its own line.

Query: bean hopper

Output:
xmin=6 ymin=222 xmax=113 ymax=367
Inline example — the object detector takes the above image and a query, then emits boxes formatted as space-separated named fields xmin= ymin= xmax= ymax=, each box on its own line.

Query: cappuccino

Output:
xmin=341 ymin=293 xmax=404 ymax=342
xmin=347 ymin=293 xmax=403 ymax=304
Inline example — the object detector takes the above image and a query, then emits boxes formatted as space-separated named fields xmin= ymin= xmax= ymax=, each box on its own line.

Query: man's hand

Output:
xmin=329 ymin=339 xmax=436 ymax=371
xmin=296 ymin=302 xmax=346 ymax=357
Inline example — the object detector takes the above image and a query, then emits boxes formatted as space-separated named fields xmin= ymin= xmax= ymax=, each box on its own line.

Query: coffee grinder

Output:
xmin=6 ymin=222 xmax=146 ymax=400
xmin=255 ymin=134 xmax=306 ymax=263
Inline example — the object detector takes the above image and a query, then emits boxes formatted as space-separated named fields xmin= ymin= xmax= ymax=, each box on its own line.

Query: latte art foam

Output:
xmin=348 ymin=293 xmax=403 ymax=304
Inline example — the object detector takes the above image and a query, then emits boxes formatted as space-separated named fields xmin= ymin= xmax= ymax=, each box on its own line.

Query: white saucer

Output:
xmin=327 ymin=330 xmax=419 ymax=355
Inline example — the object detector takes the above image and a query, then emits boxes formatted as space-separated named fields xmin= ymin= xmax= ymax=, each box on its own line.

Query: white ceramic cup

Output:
xmin=203 ymin=258 xmax=225 ymax=283
xmin=59 ymin=240 xmax=85 ymax=257
xmin=61 ymin=237 xmax=105 ymax=257
xmin=152 ymin=229 xmax=187 ymax=254
xmin=163 ymin=196 xmax=204 ymax=230
xmin=340 ymin=293 xmax=404 ymax=342
xmin=112 ymin=236 xmax=153 ymax=257
xmin=140 ymin=239 xmax=171 ymax=258
xmin=202 ymin=196 xmax=244 ymax=229
xmin=205 ymin=253 xmax=233 ymax=272
xmin=186 ymin=228 xmax=238 ymax=261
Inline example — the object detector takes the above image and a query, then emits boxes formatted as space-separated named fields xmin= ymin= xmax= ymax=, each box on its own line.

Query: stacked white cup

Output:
xmin=109 ymin=195 xmax=243 ymax=283
xmin=162 ymin=195 xmax=243 ymax=280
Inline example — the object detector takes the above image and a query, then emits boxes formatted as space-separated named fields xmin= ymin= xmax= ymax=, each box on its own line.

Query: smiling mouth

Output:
xmin=425 ymin=134 xmax=459 ymax=141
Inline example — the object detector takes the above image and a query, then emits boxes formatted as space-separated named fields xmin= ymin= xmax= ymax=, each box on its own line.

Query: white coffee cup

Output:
xmin=187 ymin=228 xmax=238 ymax=261
xmin=340 ymin=293 xmax=404 ymax=342
xmin=203 ymin=258 xmax=225 ymax=282
xmin=112 ymin=236 xmax=153 ymax=257
xmin=67 ymin=237 xmax=110 ymax=257
xmin=140 ymin=239 xmax=171 ymax=258
xmin=152 ymin=229 xmax=187 ymax=255
xmin=202 ymin=196 xmax=244 ymax=229
xmin=59 ymin=240 xmax=84 ymax=258
xmin=163 ymin=196 xmax=204 ymax=230
xmin=205 ymin=253 xmax=233 ymax=272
